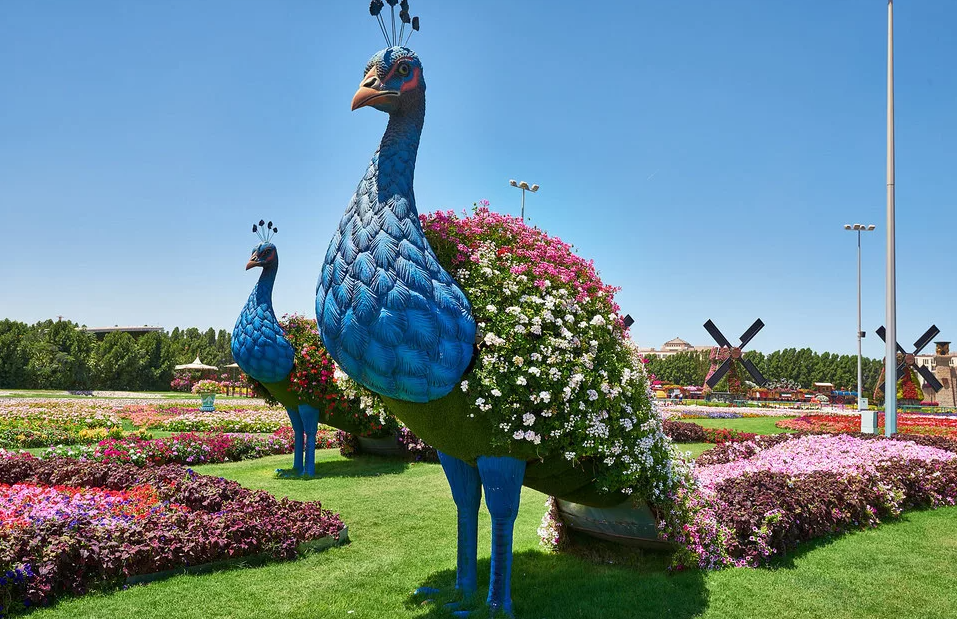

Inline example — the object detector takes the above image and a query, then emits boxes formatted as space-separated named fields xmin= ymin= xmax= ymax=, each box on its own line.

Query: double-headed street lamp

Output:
xmin=509 ymin=179 xmax=539 ymax=221
xmin=845 ymin=223 xmax=877 ymax=432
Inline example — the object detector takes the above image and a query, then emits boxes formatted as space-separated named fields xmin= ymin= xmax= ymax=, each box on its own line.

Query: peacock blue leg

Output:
xmin=298 ymin=404 xmax=320 ymax=476
xmin=437 ymin=451 xmax=482 ymax=597
xmin=283 ymin=406 xmax=305 ymax=475
xmin=477 ymin=456 xmax=526 ymax=618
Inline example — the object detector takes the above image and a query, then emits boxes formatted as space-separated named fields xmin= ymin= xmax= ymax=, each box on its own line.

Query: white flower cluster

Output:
xmin=454 ymin=240 xmax=679 ymax=499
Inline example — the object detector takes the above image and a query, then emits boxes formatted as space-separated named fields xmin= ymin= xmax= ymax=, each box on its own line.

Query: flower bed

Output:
xmin=0 ymin=454 xmax=345 ymax=611
xmin=662 ymin=420 xmax=757 ymax=445
xmin=0 ymin=426 xmax=149 ymax=450
xmin=658 ymin=433 xmax=957 ymax=569
xmin=0 ymin=399 xmax=123 ymax=429
xmin=39 ymin=430 xmax=300 ymax=467
xmin=662 ymin=405 xmax=807 ymax=420
xmin=119 ymin=404 xmax=290 ymax=433
xmin=777 ymin=413 xmax=957 ymax=438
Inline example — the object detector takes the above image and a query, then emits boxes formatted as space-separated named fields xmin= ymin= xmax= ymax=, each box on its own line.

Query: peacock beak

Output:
xmin=245 ymin=259 xmax=259 ymax=270
xmin=352 ymin=68 xmax=398 ymax=111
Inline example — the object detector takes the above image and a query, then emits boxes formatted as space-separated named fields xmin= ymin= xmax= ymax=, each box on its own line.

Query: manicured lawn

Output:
xmin=23 ymin=449 xmax=957 ymax=619
xmin=689 ymin=416 xmax=797 ymax=435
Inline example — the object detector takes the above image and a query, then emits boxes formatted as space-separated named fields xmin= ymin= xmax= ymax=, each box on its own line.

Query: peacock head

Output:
xmin=352 ymin=46 xmax=424 ymax=115
xmin=245 ymin=242 xmax=278 ymax=271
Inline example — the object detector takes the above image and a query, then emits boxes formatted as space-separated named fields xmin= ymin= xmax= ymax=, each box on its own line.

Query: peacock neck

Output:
xmin=252 ymin=264 xmax=279 ymax=310
xmin=373 ymin=105 xmax=425 ymax=213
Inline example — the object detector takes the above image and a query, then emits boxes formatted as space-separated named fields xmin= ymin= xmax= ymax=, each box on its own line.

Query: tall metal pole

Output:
xmin=884 ymin=0 xmax=897 ymax=436
xmin=857 ymin=229 xmax=863 ymax=407
xmin=521 ymin=188 xmax=526 ymax=221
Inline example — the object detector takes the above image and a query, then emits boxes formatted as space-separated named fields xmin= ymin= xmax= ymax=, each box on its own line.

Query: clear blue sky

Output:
xmin=2 ymin=1 xmax=955 ymax=359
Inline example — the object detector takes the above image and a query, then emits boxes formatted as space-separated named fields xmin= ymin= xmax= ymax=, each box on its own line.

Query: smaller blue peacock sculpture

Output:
xmin=233 ymin=221 xmax=375 ymax=476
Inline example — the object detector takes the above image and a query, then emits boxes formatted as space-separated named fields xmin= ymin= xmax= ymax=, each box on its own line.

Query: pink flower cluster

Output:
xmin=658 ymin=433 xmax=957 ymax=569
xmin=697 ymin=433 xmax=957 ymax=489
xmin=421 ymin=207 xmax=620 ymax=309
xmin=0 ymin=482 xmax=178 ymax=528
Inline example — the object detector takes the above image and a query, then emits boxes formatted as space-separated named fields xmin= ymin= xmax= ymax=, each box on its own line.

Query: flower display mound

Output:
xmin=38 ymin=428 xmax=326 ymax=467
xmin=659 ymin=433 xmax=957 ymax=569
xmin=0 ymin=453 xmax=345 ymax=610
xmin=777 ymin=413 xmax=957 ymax=438
xmin=662 ymin=420 xmax=757 ymax=445
xmin=358 ymin=205 xmax=677 ymax=502
xmin=120 ymin=403 xmax=290 ymax=433
xmin=336 ymin=427 xmax=439 ymax=463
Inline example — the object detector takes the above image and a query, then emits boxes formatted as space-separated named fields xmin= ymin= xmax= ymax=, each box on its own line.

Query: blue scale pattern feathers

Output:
xmin=232 ymin=245 xmax=295 ymax=384
xmin=317 ymin=50 xmax=475 ymax=402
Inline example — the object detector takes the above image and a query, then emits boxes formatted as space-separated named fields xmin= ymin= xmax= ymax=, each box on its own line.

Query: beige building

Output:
xmin=915 ymin=343 xmax=957 ymax=407
xmin=636 ymin=337 xmax=712 ymax=359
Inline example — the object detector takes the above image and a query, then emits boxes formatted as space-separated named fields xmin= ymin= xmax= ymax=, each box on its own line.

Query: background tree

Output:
xmin=644 ymin=351 xmax=709 ymax=386
xmin=136 ymin=331 xmax=176 ymax=391
xmin=26 ymin=319 xmax=95 ymax=389
xmin=0 ymin=319 xmax=32 ymax=388
xmin=94 ymin=332 xmax=143 ymax=390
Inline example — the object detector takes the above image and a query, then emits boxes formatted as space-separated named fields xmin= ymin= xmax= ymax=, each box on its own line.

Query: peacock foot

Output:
xmin=412 ymin=587 xmax=478 ymax=617
xmin=274 ymin=467 xmax=304 ymax=478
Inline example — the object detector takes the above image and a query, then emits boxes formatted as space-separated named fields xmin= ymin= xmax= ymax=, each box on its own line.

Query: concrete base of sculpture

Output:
xmin=555 ymin=499 xmax=672 ymax=550
xmin=356 ymin=433 xmax=404 ymax=457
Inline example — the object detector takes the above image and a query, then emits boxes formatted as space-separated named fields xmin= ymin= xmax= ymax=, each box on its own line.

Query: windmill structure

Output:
xmin=703 ymin=319 xmax=768 ymax=395
xmin=874 ymin=324 xmax=944 ymax=396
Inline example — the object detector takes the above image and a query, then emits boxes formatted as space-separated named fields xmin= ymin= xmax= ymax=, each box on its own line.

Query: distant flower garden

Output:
xmin=39 ymin=430 xmax=304 ymax=467
xmin=777 ymin=413 xmax=957 ymax=438
xmin=119 ymin=404 xmax=289 ymax=433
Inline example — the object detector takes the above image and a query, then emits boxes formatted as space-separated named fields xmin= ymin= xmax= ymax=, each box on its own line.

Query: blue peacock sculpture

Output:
xmin=233 ymin=221 xmax=373 ymax=476
xmin=316 ymin=4 xmax=673 ymax=616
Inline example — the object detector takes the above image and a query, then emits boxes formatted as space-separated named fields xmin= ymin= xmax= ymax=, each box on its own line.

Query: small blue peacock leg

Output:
xmin=477 ymin=456 xmax=526 ymax=617
xmin=283 ymin=406 xmax=305 ymax=475
xmin=437 ymin=452 xmax=482 ymax=597
xmin=298 ymin=403 xmax=321 ymax=476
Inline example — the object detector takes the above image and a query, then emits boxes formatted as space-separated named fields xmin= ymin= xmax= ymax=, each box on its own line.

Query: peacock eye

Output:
xmin=397 ymin=62 xmax=410 ymax=77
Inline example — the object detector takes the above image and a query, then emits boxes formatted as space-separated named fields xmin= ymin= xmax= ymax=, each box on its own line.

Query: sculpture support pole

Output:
xmin=885 ymin=0 xmax=897 ymax=436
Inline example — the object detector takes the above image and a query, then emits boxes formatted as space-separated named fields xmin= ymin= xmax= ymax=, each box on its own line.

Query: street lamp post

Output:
xmin=509 ymin=179 xmax=540 ymax=221
xmin=845 ymin=223 xmax=877 ymax=432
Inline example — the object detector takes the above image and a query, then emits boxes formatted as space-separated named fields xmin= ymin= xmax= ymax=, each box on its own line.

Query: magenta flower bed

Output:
xmin=39 ymin=429 xmax=311 ymax=467
xmin=0 ymin=454 xmax=345 ymax=611
xmin=659 ymin=433 xmax=957 ymax=569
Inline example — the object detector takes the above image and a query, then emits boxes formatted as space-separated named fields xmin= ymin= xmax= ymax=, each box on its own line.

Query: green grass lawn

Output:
xmin=24 ymin=449 xmax=957 ymax=619
xmin=688 ymin=416 xmax=796 ymax=435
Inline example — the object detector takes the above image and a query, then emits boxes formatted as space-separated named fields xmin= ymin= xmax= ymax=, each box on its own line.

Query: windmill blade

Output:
xmin=912 ymin=325 xmax=940 ymax=354
xmin=740 ymin=357 xmax=768 ymax=386
xmin=916 ymin=364 xmax=944 ymax=392
xmin=738 ymin=318 xmax=765 ymax=349
xmin=705 ymin=358 xmax=732 ymax=389
xmin=703 ymin=320 xmax=732 ymax=348
xmin=895 ymin=361 xmax=907 ymax=385
xmin=875 ymin=326 xmax=907 ymax=355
